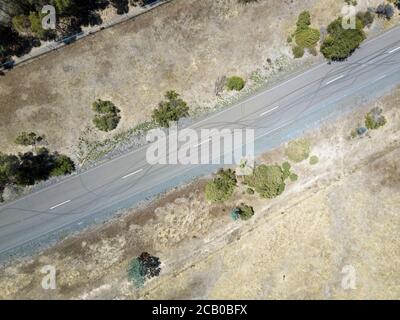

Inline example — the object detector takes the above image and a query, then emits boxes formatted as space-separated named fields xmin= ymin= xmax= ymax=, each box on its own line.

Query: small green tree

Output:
xmin=320 ymin=17 xmax=366 ymax=61
xmin=92 ymin=100 xmax=121 ymax=132
xmin=226 ymin=76 xmax=246 ymax=91
xmin=151 ymin=91 xmax=189 ymax=128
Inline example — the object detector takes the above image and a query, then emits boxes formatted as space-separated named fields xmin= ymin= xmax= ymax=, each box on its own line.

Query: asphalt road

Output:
xmin=1 ymin=26 xmax=400 ymax=260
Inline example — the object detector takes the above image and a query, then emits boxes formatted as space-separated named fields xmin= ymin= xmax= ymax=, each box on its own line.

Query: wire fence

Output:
xmin=0 ymin=0 xmax=171 ymax=71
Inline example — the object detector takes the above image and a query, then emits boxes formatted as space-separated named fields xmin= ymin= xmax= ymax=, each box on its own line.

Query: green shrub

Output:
xmin=205 ymin=169 xmax=237 ymax=203
xmin=92 ymin=100 xmax=121 ymax=132
xmin=285 ymin=139 xmax=311 ymax=163
xmin=226 ymin=76 xmax=246 ymax=91
xmin=151 ymin=91 xmax=189 ymax=128
xmin=292 ymin=45 xmax=305 ymax=58
xmin=12 ymin=12 xmax=53 ymax=40
xmin=296 ymin=11 xmax=311 ymax=30
xmin=127 ymin=252 xmax=161 ymax=288
xmin=320 ymin=17 xmax=366 ymax=61
xmin=92 ymin=100 xmax=119 ymax=114
xmin=356 ymin=11 xmax=375 ymax=28
xmin=289 ymin=173 xmax=298 ymax=182
xmin=93 ymin=113 xmax=121 ymax=132
xmin=365 ymin=107 xmax=387 ymax=130
xmin=231 ymin=203 xmax=255 ymax=221
xmin=295 ymin=27 xmax=320 ymax=48
xmin=244 ymin=165 xmax=286 ymax=199
xmin=50 ymin=154 xmax=75 ymax=177
xmin=282 ymin=161 xmax=291 ymax=179
xmin=309 ymin=155 xmax=319 ymax=165
xmin=15 ymin=132 xmax=44 ymax=146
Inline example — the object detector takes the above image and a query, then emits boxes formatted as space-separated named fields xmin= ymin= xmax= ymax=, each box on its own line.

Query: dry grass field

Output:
xmin=1 ymin=84 xmax=399 ymax=300
xmin=0 ymin=0 xmax=387 ymax=162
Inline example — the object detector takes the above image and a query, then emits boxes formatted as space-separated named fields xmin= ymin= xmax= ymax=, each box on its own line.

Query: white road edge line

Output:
xmin=49 ymin=200 xmax=71 ymax=210
xmin=260 ymin=106 xmax=279 ymax=117
xmin=121 ymin=169 xmax=143 ymax=180
xmin=325 ymin=74 xmax=345 ymax=85
xmin=257 ymin=121 xmax=294 ymax=139
xmin=388 ymin=46 xmax=400 ymax=54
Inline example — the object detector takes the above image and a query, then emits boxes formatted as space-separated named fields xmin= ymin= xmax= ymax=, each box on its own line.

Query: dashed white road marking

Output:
xmin=260 ymin=106 xmax=280 ymax=117
xmin=121 ymin=169 xmax=143 ymax=180
xmin=375 ymin=74 xmax=387 ymax=82
xmin=388 ymin=46 xmax=400 ymax=54
xmin=325 ymin=74 xmax=345 ymax=85
xmin=194 ymin=139 xmax=211 ymax=148
xmin=49 ymin=200 xmax=71 ymax=210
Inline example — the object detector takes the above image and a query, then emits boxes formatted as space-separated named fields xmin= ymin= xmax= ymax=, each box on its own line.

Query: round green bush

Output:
xmin=309 ymin=155 xmax=319 ymax=165
xmin=226 ymin=76 xmax=246 ymax=91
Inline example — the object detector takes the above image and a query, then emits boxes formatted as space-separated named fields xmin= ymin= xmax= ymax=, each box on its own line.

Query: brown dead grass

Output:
xmin=0 ymin=0 xmax=366 ymax=161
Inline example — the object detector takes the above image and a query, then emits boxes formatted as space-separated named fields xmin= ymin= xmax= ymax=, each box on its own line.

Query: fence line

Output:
xmin=0 ymin=0 xmax=172 ymax=71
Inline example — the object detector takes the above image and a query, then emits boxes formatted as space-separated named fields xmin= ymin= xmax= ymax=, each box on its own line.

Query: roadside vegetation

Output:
xmin=205 ymin=169 xmax=237 ymax=203
xmin=365 ymin=107 xmax=387 ymax=130
xmin=0 ymin=147 xmax=75 ymax=202
xmin=226 ymin=76 xmax=246 ymax=91
xmin=284 ymin=139 xmax=311 ymax=163
xmin=320 ymin=16 xmax=366 ymax=61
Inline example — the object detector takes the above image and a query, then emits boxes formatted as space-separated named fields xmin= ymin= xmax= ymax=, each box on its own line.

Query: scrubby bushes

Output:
xmin=290 ymin=11 xmax=320 ymax=59
xmin=226 ymin=76 xmax=246 ymax=91
xmin=292 ymin=46 xmax=305 ymax=58
xmin=365 ymin=107 xmax=387 ymax=130
xmin=244 ymin=164 xmax=286 ymax=199
xmin=205 ymin=169 xmax=237 ymax=203
xmin=127 ymin=252 xmax=161 ymax=288
xmin=92 ymin=100 xmax=121 ymax=132
xmin=320 ymin=17 xmax=366 ymax=61
xmin=151 ymin=91 xmax=189 ymax=128
xmin=284 ymin=139 xmax=311 ymax=163
xmin=15 ymin=131 xmax=44 ymax=147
